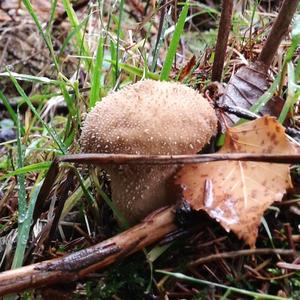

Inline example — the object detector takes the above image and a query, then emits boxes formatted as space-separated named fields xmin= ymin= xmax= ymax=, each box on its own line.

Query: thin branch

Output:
xmin=188 ymin=248 xmax=296 ymax=267
xmin=0 ymin=206 xmax=177 ymax=296
xmin=211 ymin=0 xmax=234 ymax=82
xmin=258 ymin=0 xmax=300 ymax=68
xmin=59 ymin=153 xmax=300 ymax=166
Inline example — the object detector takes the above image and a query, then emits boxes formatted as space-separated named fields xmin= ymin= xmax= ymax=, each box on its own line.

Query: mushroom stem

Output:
xmin=108 ymin=164 xmax=177 ymax=223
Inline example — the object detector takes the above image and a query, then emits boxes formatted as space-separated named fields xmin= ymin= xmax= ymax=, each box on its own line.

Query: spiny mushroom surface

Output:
xmin=80 ymin=79 xmax=217 ymax=223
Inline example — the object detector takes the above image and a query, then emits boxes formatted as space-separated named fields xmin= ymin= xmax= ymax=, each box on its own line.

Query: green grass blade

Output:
xmin=15 ymin=110 xmax=26 ymax=218
xmin=295 ymin=54 xmax=300 ymax=80
xmin=8 ymin=70 xmax=67 ymax=154
xmin=108 ymin=61 xmax=159 ymax=80
xmin=58 ymin=15 xmax=90 ymax=57
xmin=249 ymin=15 xmax=300 ymax=120
xmin=261 ymin=217 xmax=276 ymax=249
xmin=46 ymin=0 xmax=58 ymax=34
xmin=249 ymin=74 xmax=281 ymax=115
xmin=110 ymin=40 xmax=117 ymax=86
xmin=90 ymin=36 xmax=104 ymax=107
xmin=98 ymin=188 xmax=129 ymax=229
xmin=115 ymin=0 xmax=125 ymax=83
xmin=160 ymin=2 xmax=189 ymax=81
xmin=0 ymin=162 xmax=51 ymax=180
xmin=11 ymin=181 xmax=42 ymax=269
xmin=58 ymin=75 xmax=77 ymax=117
xmin=69 ymin=167 xmax=99 ymax=222
xmin=3 ymin=110 xmax=27 ymax=300
xmin=156 ymin=271 xmax=291 ymax=300
xmin=151 ymin=6 xmax=167 ymax=72
xmin=0 ymin=72 xmax=60 ymax=85
xmin=0 ymin=90 xmax=24 ymax=135
xmin=119 ymin=63 xmax=159 ymax=80
xmin=61 ymin=177 xmax=90 ymax=219
xmin=277 ymin=19 xmax=300 ymax=123
xmin=61 ymin=0 xmax=92 ymax=72
xmin=147 ymin=244 xmax=172 ymax=263
xmin=22 ymin=0 xmax=59 ymax=71
xmin=10 ymin=108 xmax=26 ymax=270
xmin=278 ymin=62 xmax=297 ymax=123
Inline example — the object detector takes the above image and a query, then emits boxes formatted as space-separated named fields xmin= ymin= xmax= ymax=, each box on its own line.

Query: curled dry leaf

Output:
xmin=178 ymin=55 xmax=196 ymax=82
xmin=218 ymin=62 xmax=283 ymax=125
xmin=175 ymin=116 xmax=298 ymax=247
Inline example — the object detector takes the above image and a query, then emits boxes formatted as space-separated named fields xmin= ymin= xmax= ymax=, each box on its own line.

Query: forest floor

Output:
xmin=0 ymin=1 xmax=300 ymax=299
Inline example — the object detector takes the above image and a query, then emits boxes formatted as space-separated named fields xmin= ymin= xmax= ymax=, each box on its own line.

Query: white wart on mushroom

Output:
xmin=80 ymin=80 xmax=217 ymax=224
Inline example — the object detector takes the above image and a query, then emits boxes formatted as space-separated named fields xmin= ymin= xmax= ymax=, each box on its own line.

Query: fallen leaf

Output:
xmin=219 ymin=62 xmax=284 ymax=125
xmin=217 ymin=0 xmax=299 ymax=125
xmin=179 ymin=55 xmax=196 ymax=82
xmin=175 ymin=116 xmax=298 ymax=247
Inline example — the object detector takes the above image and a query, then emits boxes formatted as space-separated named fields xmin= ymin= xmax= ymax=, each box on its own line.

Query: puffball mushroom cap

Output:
xmin=80 ymin=79 xmax=217 ymax=223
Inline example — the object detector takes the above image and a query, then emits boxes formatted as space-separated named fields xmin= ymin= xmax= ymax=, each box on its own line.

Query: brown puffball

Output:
xmin=80 ymin=79 xmax=217 ymax=223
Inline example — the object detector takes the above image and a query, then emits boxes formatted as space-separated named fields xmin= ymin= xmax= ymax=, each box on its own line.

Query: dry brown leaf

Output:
xmin=219 ymin=62 xmax=284 ymax=125
xmin=179 ymin=55 xmax=196 ymax=82
xmin=175 ymin=116 xmax=298 ymax=247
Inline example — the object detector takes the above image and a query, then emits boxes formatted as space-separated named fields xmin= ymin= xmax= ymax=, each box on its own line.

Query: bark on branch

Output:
xmin=258 ymin=0 xmax=300 ymax=68
xmin=211 ymin=0 xmax=234 ymax=82
xmin=0 ymin=206 xmax=177 ymax=296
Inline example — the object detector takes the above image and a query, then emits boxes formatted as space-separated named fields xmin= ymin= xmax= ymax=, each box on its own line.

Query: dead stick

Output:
xmin=258 ymin=0 xmax=300 ymax=68
xmin=211 ymin=0 xmax=234 ymax=82
xmin=188 ymin=248 xmax=296 ymax=267
xmin=0 ymin=206 xmax=177 ymax=296
xmin=59 ymin=153 xmax=300 ymax=166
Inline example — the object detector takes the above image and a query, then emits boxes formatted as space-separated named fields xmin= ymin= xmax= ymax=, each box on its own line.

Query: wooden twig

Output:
xmin=58 ymin=153 xmax=300 ymax=166
xmin=0 ymin=206 xmax=177 ymax=296
xmin=258 ymin=0 xmax=300 ymax=68
xmin=277 ymin=261 xmax=300 ymax=271
xmin=188 ymin=248 xmax=296 ymax=267
xmin=211 ymin=0 xmax=234 ymax=82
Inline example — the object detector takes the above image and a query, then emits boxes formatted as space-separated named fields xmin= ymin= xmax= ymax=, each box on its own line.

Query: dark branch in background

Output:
xmin=212 ymin=0 xmax=299 ymax=82
xmin=217 ymin=103 xmax=300 ymax=141
xmin=258 ymin=0 xmax=299 ymax=68
xmin=211 ymin=0 xmax=234 ymax=82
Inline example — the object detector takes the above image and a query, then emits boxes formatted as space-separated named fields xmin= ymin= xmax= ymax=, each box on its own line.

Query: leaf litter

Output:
xmin=175 ymin=116 xmax=298 ymax=247
xmin=217 ymin=0 xmax=299 ymax=126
